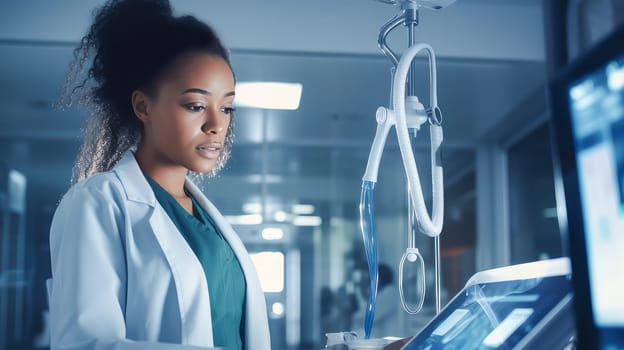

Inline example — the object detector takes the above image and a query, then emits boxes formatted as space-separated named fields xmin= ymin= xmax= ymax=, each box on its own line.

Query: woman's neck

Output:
xmin=135 ymin=146 xmax=189 ymax=198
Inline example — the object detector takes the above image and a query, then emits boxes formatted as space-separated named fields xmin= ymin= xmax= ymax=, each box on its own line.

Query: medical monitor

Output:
xmin=402 ymin=258 xmax=573 ymax=350
xmin=550 ymin=24 xmax=624 ymax=349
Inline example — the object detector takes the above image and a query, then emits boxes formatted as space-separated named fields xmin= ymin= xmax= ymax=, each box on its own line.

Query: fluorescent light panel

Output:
xmin=292 ymin=204 xmax=315 ymax=215
xmin=261 ymin=227 xmax=284 ymax=240
xmin=224 ymin=214 xmax=263 ymax=225
xmin=242 ymin=203 xmax=262 ymax=214
xmin=235 ymin=82 xmax=302 ymax=110
xmin=293 ymin=215 xmax=322 ymax=227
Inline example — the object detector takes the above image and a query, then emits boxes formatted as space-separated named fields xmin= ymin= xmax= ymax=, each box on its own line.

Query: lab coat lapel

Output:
xmin=148 ymin=207 xmax=214 ymax=346
xmin=185 ymin=180 xmax=271 ymax=349
xmin=113 ymin=152 xmax=214 ymax=347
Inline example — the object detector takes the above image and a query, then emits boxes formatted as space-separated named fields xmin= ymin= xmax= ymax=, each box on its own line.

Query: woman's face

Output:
xmin=138 ymin=52 xmax=235 ymax=174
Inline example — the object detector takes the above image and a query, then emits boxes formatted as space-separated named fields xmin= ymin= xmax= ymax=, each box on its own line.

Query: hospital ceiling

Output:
xmin=0 ymin=0 xmax=547 ymax=214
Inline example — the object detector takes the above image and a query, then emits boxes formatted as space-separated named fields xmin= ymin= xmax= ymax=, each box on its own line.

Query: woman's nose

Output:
xmin=203 ymin=125 xmax=224 ymax=135
xmin=201 ymin=108 xmax=227 ymax=135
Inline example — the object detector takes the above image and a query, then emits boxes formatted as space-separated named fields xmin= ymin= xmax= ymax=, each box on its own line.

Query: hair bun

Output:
xmin=90 ymin=0 xmax=173 ymax=51
xmin=92 ymin=0 xmax=172 ymax=28
xmin=87 ymin=0 xmax=176 ymax=88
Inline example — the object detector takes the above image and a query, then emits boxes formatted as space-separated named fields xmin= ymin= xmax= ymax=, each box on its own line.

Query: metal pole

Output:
xmin=434 ymin=235 xmax=441 ymax=313
xmin=405 ymin=8 xmax=418 ymax=97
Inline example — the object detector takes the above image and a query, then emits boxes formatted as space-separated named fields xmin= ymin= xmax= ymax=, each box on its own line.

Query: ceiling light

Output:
xmin=292 ymin=204 xmax=315 ymax=215
xmin=235 ymin=82 xmax=302 ymax=110
xmin=261 ymin=227 xmax=284 ymax=240
xmin=242 ymin=202 xmax=262 ymax=214
xmin=274 ymin=211 xmax=288 ymax=222
xmin=224 ymin=214 xmax=263 ymax=225
xmin=293 ymin=215 xmax=322 ymax=227
xmin=271 ymin=302 xmax=285 ymax=317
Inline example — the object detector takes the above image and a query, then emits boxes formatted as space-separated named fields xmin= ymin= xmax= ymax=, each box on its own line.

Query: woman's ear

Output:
xmin=131 ymin=90 xmax=151 ymax=123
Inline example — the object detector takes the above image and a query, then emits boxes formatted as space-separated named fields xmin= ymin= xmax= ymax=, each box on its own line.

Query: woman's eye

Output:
xmin=221 ymin=106 xmax=236 ymax=115
xmin=185 ymin=104 xmax=205 ymax=112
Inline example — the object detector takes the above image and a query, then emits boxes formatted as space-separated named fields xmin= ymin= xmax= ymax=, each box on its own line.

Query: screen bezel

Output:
xmin=549 ymin=23 xmax=624 ymax=349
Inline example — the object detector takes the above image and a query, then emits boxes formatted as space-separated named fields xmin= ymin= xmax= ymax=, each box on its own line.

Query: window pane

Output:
xmin=508 ymin=123 xmax=561 ymax=264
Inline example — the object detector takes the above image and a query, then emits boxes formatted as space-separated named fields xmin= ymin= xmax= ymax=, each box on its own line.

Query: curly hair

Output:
xmin=59 ymin=0 xmax=235 ymax=184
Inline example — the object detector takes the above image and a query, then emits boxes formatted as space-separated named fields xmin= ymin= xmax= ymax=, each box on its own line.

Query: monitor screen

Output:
xmin=404 ymin=274 xmax=571 ymax=350
xmin=550 ymin=24 xmax=624 ymax=349
xmin=567 ymin=50 xmax=624 ymax=328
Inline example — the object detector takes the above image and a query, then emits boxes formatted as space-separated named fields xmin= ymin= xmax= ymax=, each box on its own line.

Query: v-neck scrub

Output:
xmin=146 ymin=176 xmax=246 ymax=350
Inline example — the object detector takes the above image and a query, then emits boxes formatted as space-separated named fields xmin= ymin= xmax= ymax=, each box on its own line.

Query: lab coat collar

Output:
xmin=112 ymin=150 xmax=157 ymax=206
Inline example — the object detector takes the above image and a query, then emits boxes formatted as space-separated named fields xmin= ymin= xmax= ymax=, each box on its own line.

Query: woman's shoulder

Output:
xmin=75 ymin=170 xmax=124 ymax=192
xmin=59 ymin=170 xmax=126 ymax=208
xmin=50 ymin=170 xmax=128 ymax=239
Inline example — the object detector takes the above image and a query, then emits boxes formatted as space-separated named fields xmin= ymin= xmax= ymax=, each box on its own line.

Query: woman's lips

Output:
xmin=196 ymin=143 xmax=222 ymax=159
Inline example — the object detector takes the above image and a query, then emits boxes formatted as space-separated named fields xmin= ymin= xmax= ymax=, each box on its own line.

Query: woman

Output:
xmin=49 ymin=0 xmax=271 ymax=349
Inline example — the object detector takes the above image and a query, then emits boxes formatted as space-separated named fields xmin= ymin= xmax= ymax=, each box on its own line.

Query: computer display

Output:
xmin=550 ymin=24 xmax=624 ymax=349
xmin=403 ymin=258 xmax=573 ymax=350
xmin=567 ymin=47 xmax=624 ymax=328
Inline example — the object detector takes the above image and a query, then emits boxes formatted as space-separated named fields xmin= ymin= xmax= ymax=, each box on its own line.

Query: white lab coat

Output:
xmin=49 ymin=151 xmax=271 ymax=350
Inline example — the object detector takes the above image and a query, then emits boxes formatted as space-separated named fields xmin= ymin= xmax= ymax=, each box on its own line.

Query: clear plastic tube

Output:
xmin=359 ymin=180 xmax=378 ymax=339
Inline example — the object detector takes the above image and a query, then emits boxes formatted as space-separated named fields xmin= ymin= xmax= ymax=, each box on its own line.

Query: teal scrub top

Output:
xmin=146 ymin=176 xmax=246 ymax=350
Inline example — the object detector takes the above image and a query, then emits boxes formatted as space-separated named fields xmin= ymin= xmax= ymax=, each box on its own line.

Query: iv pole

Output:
xmin=377 ymin=0 xmax=447 ymax=314
xmin=360 ymin=0 xmax=451 ymax=337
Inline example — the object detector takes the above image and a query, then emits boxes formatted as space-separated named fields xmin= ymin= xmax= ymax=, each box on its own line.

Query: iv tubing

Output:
xmin=359 ymin=180 xmax=378 ymax=339
xmin=392 ymin=43 xmax=444 ymax=237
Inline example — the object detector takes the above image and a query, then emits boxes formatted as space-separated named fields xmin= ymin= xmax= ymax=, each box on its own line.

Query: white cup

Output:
xmin=325 ymin=331 xmax=358 ymax=346
xmin=346 ymin=338 xmax=389 ymax=350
